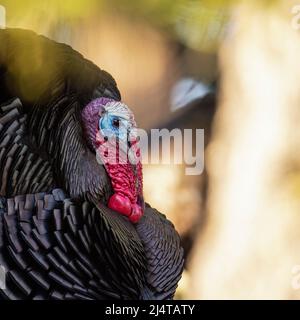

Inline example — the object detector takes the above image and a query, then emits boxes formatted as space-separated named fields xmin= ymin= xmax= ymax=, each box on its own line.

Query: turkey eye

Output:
xmin=112 ymin=118 xmax=120 ymax=128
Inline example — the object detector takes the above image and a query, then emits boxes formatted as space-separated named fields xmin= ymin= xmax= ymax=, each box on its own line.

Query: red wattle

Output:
xmin=108 ymin=193 xmax=132 ymax=217
xmin=130 ymin=204 xmax=143 ymax=224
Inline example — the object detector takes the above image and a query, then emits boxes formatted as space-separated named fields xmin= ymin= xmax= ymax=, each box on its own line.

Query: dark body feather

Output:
xmin=0 ymin=29 xmax=184 ymax=300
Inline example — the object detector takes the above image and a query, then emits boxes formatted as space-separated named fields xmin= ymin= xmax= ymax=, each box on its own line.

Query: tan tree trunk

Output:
xmin=188 ymin=1 xmax=300 ymax=299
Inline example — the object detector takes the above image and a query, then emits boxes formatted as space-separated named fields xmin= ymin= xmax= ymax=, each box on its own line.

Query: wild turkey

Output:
xmin=0 ymin=28 xmax=184 ymax=300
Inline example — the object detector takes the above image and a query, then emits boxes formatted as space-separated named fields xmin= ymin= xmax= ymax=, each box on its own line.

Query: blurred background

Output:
xmin=2 ymin=0 xmax=300 ymax=299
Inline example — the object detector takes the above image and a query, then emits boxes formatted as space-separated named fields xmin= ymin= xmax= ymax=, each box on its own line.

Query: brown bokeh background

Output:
xmin=2 ymin=0 xmax=300 ymax=299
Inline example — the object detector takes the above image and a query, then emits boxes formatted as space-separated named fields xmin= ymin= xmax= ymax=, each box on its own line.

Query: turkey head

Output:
xmin=81 ymin=97 xmax=144 ymax=223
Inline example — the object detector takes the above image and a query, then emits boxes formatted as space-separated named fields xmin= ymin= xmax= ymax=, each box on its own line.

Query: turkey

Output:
xmin=0 ymin=28 xmax=184 ymax=300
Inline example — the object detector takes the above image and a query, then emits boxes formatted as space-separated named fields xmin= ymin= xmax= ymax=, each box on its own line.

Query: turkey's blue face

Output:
xmin=81 ymin=98 xmax=144 ymax=223
xmin=99 ymin=108 xmax=130 ymax=142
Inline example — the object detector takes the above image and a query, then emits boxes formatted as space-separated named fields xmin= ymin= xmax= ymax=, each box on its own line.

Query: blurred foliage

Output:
xmin=106 ymin=0 xmax=234 ymax=25
xmin=106 ymin=0 xmax=236 ymax=52
xmin=1 ymin=0 xmax=238 ymax=52
xmin=1 ymin=0 xmax=100 ymax=19
xmin=1 ymin=0 xmax=282 ymax=52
